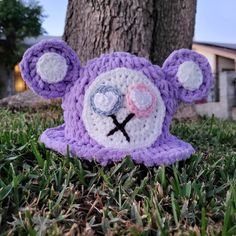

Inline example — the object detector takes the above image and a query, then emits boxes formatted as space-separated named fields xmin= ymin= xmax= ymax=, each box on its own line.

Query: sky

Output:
xmin=195 ymin=0 xmax=236 ymax=43
xmin=40 ymin=0 xmax=236 ymax=44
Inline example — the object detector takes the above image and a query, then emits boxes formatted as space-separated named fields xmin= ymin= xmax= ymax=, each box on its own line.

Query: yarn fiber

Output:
xmin=20 ymin=39 xmax=213 ymax=166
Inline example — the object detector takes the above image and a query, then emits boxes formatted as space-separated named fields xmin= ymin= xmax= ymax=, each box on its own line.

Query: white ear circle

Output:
xmin=36 ymin=52 xmax=68 ymax=84
xmin=177 ymin=61 xmax=203 ymax=91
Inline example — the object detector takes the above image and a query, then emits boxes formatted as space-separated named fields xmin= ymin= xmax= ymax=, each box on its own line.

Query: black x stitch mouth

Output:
xmin=107 ymin=113 xmax=135 ymax=142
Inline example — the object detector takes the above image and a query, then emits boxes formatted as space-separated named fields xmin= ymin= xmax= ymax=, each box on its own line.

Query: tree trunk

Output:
xmin=6 ymin=69 xmax=15 ymax=97
xmin=63 ymin=0 xmax=196 ymax=66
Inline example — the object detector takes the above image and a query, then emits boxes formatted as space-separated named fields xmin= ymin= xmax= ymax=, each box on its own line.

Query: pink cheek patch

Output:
xmin=126 ymin=83 xmax=157 ymax=118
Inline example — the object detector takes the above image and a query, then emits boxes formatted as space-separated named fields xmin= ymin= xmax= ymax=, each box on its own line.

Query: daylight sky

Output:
xmin=40 ymin=0 xmax=236 ymax=44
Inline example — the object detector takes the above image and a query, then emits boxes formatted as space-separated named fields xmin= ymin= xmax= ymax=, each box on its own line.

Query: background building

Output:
xmin=193 ymin=42 xmax=236 ymax=120
xmin=0 ymin=36 xmax=60 ymax=98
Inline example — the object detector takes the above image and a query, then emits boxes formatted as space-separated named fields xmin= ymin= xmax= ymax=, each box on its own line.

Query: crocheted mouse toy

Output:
xmin=20 ymin=40 xmax=213 ymax=166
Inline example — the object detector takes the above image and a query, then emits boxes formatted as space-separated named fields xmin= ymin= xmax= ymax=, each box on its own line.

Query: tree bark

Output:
xmin=63 ymin=0 xmax=196 ymax=66
xmin=6 ymin=69 xmax=15 ymax=97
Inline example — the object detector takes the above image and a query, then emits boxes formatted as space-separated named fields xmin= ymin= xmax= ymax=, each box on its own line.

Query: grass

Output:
xmin=0 ymin=107 xmax=235 ymax=235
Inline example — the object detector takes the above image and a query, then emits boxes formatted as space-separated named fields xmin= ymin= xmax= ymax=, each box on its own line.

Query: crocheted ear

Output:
xmin=162 ymin=49 xmax=213 ymax=103
xmin=20 ymin=39 xmax=80 ymax=98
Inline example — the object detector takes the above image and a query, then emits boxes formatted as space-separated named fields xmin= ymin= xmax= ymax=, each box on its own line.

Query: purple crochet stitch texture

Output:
xmin=20 ymin=39 xmax=213 ymax=166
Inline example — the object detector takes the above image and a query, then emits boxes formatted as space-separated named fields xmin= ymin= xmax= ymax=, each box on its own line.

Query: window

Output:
xmin=14 ymin=64 xmax=27 ymax=93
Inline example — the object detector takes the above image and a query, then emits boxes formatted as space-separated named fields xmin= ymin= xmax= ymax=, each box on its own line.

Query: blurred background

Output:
xmin=40 ymin=0 xmax=236 ymax=43
xmin=0 ymin=0 xmax=236 ymax=120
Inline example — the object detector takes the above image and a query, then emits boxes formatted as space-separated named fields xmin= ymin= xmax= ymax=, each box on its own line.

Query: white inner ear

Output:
xmin=36 ymin=52 xmax=68 ymax=84
xmin=177 ymin=61 xmax=203 ymax=91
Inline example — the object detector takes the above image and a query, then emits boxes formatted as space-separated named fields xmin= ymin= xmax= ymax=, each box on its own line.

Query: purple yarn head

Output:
xmin=20 ymin=39 xmax=213 ymax=166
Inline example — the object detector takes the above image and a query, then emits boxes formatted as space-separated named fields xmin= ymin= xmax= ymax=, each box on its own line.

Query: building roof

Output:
xmin=193 ymin=41 xmax=236 ymax=60
xmin=23 ymin=35 xmax=61 ymax=46
xmin=194 ymin=41 xmax=236 ymax=51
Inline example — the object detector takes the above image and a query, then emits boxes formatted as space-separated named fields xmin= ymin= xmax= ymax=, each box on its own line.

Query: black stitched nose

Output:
xmin=107 ymin=113 xmax=135 ymax=142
